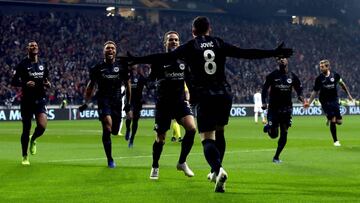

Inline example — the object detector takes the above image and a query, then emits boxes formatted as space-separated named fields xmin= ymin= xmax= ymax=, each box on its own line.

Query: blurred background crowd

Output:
xmin=0 ymin=1 xmax=359 ymax=106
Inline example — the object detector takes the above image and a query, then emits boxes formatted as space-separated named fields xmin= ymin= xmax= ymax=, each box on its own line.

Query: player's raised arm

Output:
xmin=123 ymin=44 xmax=188 ymax=65
xmin=224 ymin=41 xmax=293 ymax=59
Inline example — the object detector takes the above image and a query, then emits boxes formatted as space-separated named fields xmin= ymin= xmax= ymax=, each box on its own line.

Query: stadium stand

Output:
xmin=0 ymin=8 xmax=359 ymax=105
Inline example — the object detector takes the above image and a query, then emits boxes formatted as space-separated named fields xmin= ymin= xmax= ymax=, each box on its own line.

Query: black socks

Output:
xmin=202 ymin=139 xmax=221 ymax=175
xmin=152 ymin=141 xmax=164 ymax=168
xmin=178 ymin=129 xmax=195 ymax=164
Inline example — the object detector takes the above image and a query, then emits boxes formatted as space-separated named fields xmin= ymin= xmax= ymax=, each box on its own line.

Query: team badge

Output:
xmin=330 ymin=78 xmax=334 ymax=82
xmin=39 ymin=65 xmax=44 ymax=71
xmin=134 ymin=78 xmax=138 ymax=83
xmin=113 ymin=67 xmax=119 ymax=72
xmin=179 ymin=64 xmax=185 ymax=70
xmin=287 ymin=78 xmax=292 ymax=84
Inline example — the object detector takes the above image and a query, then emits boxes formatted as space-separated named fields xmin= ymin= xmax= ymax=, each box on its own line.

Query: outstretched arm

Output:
xmin=224 ymin=42 xmax=293 ymax=59
xmin=123 ymin=45 xmax=186 ymax=65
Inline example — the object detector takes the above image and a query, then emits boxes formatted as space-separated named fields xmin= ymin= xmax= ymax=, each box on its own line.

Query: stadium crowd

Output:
xmin=0 ymin=11 xmax=359 ymax=106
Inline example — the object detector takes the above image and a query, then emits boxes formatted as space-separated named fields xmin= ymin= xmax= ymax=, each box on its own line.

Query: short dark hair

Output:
xmin=163 ymin=31 xmax=180 ymax=45
xmin=104 ymin=40 xmax=116 ymax=48
xmin=27 ymin=40 xmax=37 ymax=47
xmin=192 ymin=16 xmax=210 ymax=36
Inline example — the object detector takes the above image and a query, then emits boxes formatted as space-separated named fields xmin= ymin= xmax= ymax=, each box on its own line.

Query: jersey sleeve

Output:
xmin=222 ymin=41 xmax=278 ymax=59
xmin=133 ymin=43 xmax=188 ymax=64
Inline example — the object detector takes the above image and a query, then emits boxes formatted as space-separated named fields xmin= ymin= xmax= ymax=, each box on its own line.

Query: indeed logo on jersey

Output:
xmin=323 ymin=84 xmax=335 ymax=89
xmin=275 ymin=84 xmax=291 ymax=90
xmin=165 ymin=72 xmax=184 ymax=79
xmin=102 ymin=73 xmax=119 ymax=79
xmin=200 ymin=41 xmax=214 ymax=49
xmin=29 ymin=72 xmax=44 ymax=78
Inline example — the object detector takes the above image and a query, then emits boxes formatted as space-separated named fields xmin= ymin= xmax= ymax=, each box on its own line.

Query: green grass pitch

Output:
xmin=1 ymin=116 xmax=360 ymax=202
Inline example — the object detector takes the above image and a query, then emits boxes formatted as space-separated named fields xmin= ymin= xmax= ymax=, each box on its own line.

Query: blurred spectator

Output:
xmin=0 ymin=11 xmax=359 ymax=105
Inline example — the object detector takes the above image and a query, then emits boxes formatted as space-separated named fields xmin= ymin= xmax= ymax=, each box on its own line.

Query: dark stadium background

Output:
xmin=1 ymin=0 xmax=359 ymax=106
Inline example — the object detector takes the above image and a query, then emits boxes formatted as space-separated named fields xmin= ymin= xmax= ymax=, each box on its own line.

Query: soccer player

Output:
xmin=124 ymin=65 xmax=147 ymax=148
xmin=305 ymin=59 xmax=353 ymax=146
xmin=79 ymin=41 xmax=132 ymax=168
xmin=262 ymin=58 xmax=305 ymax=163
xmin=148 ymin=31 xmax=197 ymax=180
xmin=11 ymin=41 xmax=51 ymax=165
xmin=123 ymin=16 xmax=293 ymax=192
xmin=253 ymin=89 xmax=266 ymax=124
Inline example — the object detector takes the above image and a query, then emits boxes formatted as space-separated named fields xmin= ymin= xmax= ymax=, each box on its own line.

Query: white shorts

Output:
xmin=254 ymin=106 xmax=263 ymax=113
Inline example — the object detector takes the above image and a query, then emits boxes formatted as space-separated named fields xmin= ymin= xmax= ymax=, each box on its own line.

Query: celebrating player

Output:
xmin=125 ymin=65 xmax=147 ymax=148
xmin=148 ymin=31 xmax=196 ymax=180
xmin=262 ymin=58 xmax=305 ymax=163
xmin=123 ymin=16 xmax=293 ymax=192
xmin=12 ymin=41 xmax=51 ymax=165
xmin=80 ymin=41 xmax=132 ymax=168
xmin=305 ymin=59 xmax=353 ymax=146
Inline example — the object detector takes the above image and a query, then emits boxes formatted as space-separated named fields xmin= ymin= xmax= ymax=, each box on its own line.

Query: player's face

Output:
xmin=165 ymin=33 xmax=179 ymax=51
xmin=277 ymin=58 xmax=288 ymax=69
xmin=319 ymin=63 xmax=329 ymax=74
xmin=103 ymin=44 xmax=116 ymax=61
xmin=27 ymin=42 xmax=39 ymax=55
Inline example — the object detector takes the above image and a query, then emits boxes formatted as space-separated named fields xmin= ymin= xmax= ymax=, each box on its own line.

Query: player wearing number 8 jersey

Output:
xmin=124 ymin=16 xmax=293 ymax=192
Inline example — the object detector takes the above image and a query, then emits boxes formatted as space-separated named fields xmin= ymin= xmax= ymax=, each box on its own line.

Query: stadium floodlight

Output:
xmin=131 ymin=8 xmax=135 ymax=11
xmin=292 ymin=16 xmax=296 ymax=19
xmin=106 ymin=6 xmax=115 ymax=17
xmin=106 ymin=7 xmax=115 ymax=12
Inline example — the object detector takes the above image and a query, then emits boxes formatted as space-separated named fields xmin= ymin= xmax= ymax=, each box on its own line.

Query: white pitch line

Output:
xmin=47 ymin=149 xmax=274 ymax=163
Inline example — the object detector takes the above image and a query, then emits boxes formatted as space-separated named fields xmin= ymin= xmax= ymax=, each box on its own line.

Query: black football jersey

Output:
xmin=90 ymin=61 xmax=129 ymax=100
xmin=313 ymin=71 xmax=341 ymax=103
xmin=134 ymin=35 xmax=279 ymax=101
xmin=262 ymin=69 xmax=303 ymax=109
xmin=12 ymin=57 xmax=49 ymax=100
xmin=150 ymin=59 xmax=187 ymax=101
